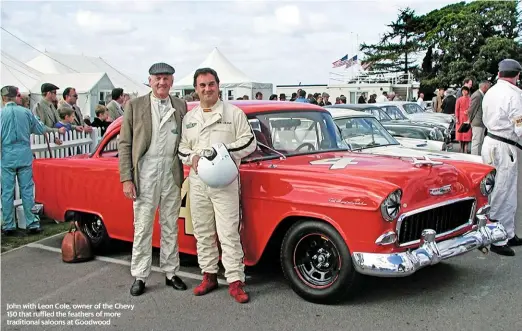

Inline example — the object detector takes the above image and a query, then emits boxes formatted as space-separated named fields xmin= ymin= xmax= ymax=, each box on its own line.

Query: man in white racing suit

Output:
xmin=481 ymin=58 xmax=522 ymax=256
xmin=178 ymin=67 xmax=256 ymax=303
xmin=118 ymin=62 xmax=188 ymax=295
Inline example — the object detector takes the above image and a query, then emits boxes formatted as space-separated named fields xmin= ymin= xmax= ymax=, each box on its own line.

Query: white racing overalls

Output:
xmin=131 ymin=96 xmax=181 ymax=281
xmin=481 ymin=79 xmax=522 ymax=246
xmin=178 ymin=100 xmax=256 ymax=283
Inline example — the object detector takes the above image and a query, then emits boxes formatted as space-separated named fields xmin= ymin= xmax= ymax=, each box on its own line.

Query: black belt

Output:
xmin=486 ymin=132 xmax=522 ymax=150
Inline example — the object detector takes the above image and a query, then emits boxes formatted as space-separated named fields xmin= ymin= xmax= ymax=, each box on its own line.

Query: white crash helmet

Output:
xmin=197 ymin=143 xmax=239 ymax=188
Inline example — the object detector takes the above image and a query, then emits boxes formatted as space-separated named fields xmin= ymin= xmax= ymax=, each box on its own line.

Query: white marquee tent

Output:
xmin=172 ymin=47 xmax=273 ymax=100
xmin=25 ymin=52 xmax=150 ymax=96
xmin=0 ymin=51 xmax=44 ymax=95
xmin=30 ymin=72 xmax=114 ymax=118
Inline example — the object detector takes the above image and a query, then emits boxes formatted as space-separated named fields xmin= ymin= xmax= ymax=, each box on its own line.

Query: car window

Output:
xmin=99 ymin=133 xmax=119 ymax=158
xmin=403 ymin=103 xmax=424 ymax=114
xmin=383 ymin=126 xmax=428 ymax=140
xmin=381 ymin=106 xmax=407 ymax=120
xmin=245 ymin=110 xmax=347 ymax=161
xmin=334 ymin=117 xmax=399 ymax=149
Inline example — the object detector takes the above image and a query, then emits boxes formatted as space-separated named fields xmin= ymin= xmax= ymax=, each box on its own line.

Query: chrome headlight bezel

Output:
xmin=380 ymin=189 xmax=402 ymax=222
xmin=480 ymin=170 xmax=496 ymax=196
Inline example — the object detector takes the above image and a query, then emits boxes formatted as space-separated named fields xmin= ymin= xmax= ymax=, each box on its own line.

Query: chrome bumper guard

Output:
xmin=352 ymin=205 xmax=508 ymax=277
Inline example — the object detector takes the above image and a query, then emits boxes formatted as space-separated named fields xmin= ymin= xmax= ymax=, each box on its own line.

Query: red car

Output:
xmin=33 ymin=101 xmax=507 ymax=303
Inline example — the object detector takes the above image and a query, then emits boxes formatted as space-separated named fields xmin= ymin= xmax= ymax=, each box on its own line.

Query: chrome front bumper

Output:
xmin=352 ymin=205 xmax=508 ymax=277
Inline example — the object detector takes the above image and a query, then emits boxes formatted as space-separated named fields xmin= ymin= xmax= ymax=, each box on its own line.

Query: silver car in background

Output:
xmin=374 ymin=101 xmax=456 ymax=141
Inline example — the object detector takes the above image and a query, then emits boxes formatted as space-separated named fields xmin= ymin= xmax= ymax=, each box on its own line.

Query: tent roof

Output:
xmin=174 ymin=47 xmax=255 ymax=87
xmin=30 ymin=72 xmax=111 ymax=94
xmin=0 ymin=51 xmax=44 ymax=93
xmin=25 ymin=52 xmax=150 ymax=95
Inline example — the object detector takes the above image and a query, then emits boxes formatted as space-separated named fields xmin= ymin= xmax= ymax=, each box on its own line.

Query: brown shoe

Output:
xmin=193 ymin=273 xmax=218 ymax=296
xmin=229 ymin=281 xmax=249 ymax=303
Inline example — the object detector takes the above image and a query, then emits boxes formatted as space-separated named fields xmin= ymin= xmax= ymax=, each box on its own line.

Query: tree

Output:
xmin=417 ymin=0 xmax=522 ymax=88
xmin=360 ymin=8 xmax=421 ymax=75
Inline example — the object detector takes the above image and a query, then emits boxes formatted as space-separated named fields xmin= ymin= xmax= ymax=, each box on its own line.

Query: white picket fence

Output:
xmin=31 ymin=128 xmax=105 ymax=159
xmin=1 ymin=128 xmax=107 ymax=227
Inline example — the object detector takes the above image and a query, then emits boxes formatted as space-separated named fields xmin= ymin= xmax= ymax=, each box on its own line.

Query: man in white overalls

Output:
xmin=178 ymin=68 xmax=256 ymax=303
xmin=481 ymin=59 xmax=522 ymax=256
xmin=118 ymin=63 xmax=188 ymax=296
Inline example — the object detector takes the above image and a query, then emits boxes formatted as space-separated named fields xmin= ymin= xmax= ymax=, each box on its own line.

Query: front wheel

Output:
xmin=280 ymin=220 xmax=360 ymax=304
xmin=79 ymin=214 xmax=110 ymax=252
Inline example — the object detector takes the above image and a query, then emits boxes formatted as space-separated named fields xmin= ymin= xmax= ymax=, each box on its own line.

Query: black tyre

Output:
xmin=79 ymin=214 xmax=110 ymax=252
xmin=280 ymin=220 xmax=359 ymax=304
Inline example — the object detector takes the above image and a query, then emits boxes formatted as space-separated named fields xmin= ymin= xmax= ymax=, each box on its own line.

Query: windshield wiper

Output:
xmin=257 ymin=141 xmax=286 ymax=160
xmin=364 ymin=142 xmax=381 ymax=148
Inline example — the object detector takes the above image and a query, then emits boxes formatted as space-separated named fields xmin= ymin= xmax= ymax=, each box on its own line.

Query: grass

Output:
xmin=1 ymin=218 xmax=70 ymax=253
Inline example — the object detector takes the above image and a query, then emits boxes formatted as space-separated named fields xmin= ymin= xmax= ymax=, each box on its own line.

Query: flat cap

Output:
xmin=1 ymin=85 xmax=18 ymax=98
xmin=499 ymin=59 xmax=522 ymax=72
xmin=149 ymin=62 xmax=175 ymax=75
xmin=41 ymin=83 xmax=59 ymax=94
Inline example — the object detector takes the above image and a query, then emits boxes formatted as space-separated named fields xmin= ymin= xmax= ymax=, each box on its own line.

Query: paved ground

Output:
xmin=2 ymin=147 xmax=521 ymax=331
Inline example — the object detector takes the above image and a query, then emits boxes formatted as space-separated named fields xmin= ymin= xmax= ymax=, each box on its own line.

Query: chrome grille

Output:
xmin=397 ymin=198 xmax=475 ymax=245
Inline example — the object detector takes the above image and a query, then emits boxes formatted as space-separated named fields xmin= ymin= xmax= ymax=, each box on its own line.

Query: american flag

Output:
xmin=345 ymin=55 xmax=358 ymax=68
xmin=361 ymin=60 xmax=374 ymax=70
xmin=332 ymin=54 xmax=349 ymax=68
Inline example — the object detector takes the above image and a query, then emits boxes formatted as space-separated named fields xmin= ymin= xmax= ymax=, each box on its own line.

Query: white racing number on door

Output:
xmin=309 ymin=157 xmax=358 ymax=169
xmin=180 ymin=178 xmax=193 ymax=235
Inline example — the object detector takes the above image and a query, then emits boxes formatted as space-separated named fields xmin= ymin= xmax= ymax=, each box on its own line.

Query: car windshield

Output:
xmin=380 ymin=105 xmax=408 ymax=120
xmin=333 ymin=116 xmax=399 ymax=149
xmin=403 ymin=103 xmax=425 ymax=114
xmin=244 ymin=110 xmax=348 ymax=161
xmin=360 ymin=107 xmax=393 ymax=122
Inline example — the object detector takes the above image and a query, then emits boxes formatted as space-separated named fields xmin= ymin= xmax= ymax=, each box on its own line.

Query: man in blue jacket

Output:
xmin=1 ymin=85 xmax=47 ymax=235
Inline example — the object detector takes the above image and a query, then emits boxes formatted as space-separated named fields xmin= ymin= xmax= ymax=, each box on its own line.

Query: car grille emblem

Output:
xmin=429 ymin=184 xmax=452 ymax=196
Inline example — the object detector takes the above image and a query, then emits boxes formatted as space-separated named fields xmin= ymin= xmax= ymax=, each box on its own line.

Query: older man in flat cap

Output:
xmin=481 ymin=58 xmax=522 ymax=256
xmin=118 ymin=62 xmax=188 ymax=296
xmin=1 ymin=85 xmax=47 ymax=236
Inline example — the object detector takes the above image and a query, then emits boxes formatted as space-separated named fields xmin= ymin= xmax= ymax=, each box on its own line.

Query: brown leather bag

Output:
xmin=61 ymin=221 xmax=93 ymax=263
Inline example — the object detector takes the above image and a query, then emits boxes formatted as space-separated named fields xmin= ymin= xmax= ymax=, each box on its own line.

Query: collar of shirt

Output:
xmin=151 ymin=93 xmax=170 ymax=105
xmin=4 ymin=102 xmax=16 ymax=106
xmin=497 ymin=79 xmax=521 ymax=92
xmin=199 ymin=99 xmax=222 ymax=113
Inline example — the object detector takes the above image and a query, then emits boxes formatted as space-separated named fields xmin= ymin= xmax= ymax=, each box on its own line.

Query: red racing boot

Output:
xmin=229 ymin=281 xmax=249 ymax=303
xmin=193 ymin=273 xmax=218 ymax=296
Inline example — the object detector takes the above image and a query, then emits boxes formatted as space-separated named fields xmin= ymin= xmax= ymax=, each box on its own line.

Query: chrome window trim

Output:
xmin=395 ymin=197 xmax=476 ymax=247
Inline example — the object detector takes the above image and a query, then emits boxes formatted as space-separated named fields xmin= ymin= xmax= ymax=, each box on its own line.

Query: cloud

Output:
xmin=75 ymin=10 xmax=135 ymax=34
xmin=1 ymin=0 xmax=460 ymax=87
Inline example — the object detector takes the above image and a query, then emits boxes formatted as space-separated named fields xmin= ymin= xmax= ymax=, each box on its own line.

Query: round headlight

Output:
xmin=480 ymin=170 xmax=496 ymax=196
xmin=380 ymin=189 xmax=402 ymax=222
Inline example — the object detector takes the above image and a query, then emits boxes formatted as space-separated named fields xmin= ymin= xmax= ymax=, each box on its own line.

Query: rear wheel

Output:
xmin=280 ymin=220 xmax=360 ymax=304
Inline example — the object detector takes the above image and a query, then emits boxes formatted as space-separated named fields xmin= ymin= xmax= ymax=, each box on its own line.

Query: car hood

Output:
xmin=387 ymin=119 xmax=448 ymax=130
xmin=409 ymin=113 xmax=453 ymax=124
xmin=394 ymin=138 xmax=444 ymax=151
xmin=360 ymin=145 xmax=483 ymax=163
xmin=262 ymin=151 xmax=486 ymax=210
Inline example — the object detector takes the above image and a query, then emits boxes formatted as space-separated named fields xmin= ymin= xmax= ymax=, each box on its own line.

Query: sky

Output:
xmin=1 ymin=0 xmax=461 ymax=86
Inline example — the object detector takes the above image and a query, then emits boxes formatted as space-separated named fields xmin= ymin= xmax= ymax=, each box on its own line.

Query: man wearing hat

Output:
xmin=33 ymin=83 xmax=83 ymax=145
xmin=118 ymin=62 xmax=188 ymax=296
xmin=1 ymin=85 xmax=47 ymax=236
xmin=481 ymin=58 xmax=522 ymax=256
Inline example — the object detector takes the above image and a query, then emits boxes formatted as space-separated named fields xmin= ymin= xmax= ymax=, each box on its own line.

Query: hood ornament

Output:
xmin=429 ymin=184 xmax=452 ymax=196
xmin=409 ymin=156 xmax=443 ymax=167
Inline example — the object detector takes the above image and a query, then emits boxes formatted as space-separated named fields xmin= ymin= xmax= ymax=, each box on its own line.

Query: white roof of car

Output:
xmin=327 ymin=107 xmax=376 ymax=119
